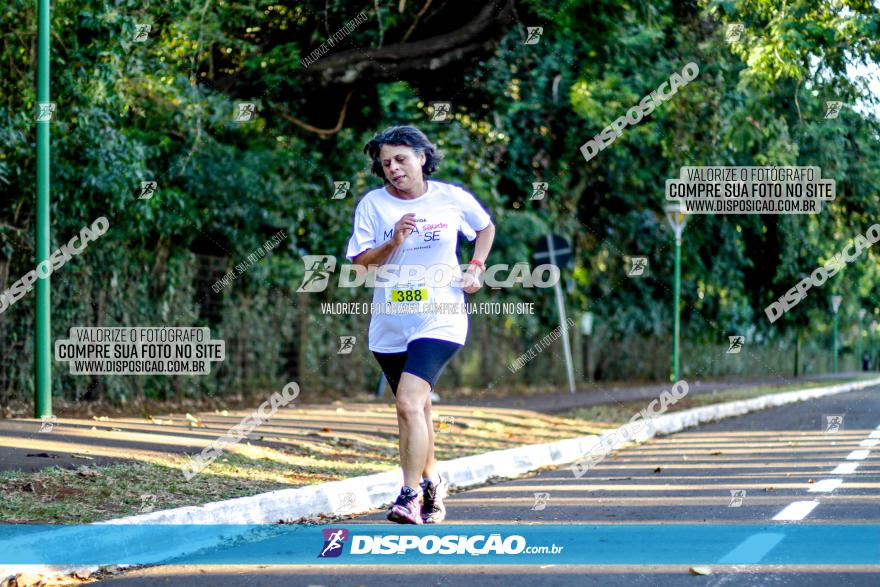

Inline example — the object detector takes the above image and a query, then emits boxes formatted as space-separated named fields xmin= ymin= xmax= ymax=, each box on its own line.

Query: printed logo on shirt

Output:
xmin=383 ymin=218 xmax=446 ymax=243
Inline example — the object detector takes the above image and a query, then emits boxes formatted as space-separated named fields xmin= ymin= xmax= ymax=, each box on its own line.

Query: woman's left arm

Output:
xmin=462 ymin=222 xmax=496 ymax=294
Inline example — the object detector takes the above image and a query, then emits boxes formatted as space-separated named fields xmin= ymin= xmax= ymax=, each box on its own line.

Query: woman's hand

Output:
xmin=392 ymin=213 xmax=417 ymax=246
xmin=461 ymin=263 xmax=483 ymax=294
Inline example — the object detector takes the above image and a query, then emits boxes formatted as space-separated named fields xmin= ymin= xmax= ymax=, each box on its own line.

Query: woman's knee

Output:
xmin=395 ymin=395 xmax=424 ymax=419
xmin=395 ymin=381 xmax=428 ymax=418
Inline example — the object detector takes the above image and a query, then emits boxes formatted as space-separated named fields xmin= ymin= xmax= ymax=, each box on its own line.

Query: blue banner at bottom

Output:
xmin=1 ymin=524 xmax=878 ymax=565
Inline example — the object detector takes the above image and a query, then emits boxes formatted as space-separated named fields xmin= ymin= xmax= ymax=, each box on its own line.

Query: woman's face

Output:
xmin=379 ymin=144 xmax=426 ymax=192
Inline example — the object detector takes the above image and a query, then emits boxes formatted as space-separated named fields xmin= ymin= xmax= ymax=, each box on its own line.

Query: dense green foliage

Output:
xmin=1 ymin=0 xmax=879 ymax=409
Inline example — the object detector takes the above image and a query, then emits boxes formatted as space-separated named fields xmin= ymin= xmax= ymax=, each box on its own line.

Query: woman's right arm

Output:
xmin=352 ymin=213 xmax=416 ymax=268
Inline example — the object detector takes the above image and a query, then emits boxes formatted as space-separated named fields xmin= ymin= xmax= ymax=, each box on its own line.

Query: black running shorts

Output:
xmin=372 ymin=337 xmax=462 ymax=396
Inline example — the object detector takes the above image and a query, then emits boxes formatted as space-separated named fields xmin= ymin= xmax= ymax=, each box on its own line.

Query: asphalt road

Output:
xmin=98 ymin=385 xmax=880 ymax=586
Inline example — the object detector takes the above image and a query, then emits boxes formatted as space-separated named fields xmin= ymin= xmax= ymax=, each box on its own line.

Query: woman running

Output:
xmin=346 ymin=125 xmax=495 ymax=524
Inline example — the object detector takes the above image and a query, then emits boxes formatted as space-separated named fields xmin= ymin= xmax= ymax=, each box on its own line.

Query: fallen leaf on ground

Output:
xmin=653 ymin=466 xmax=663 ymax=473
xmin=709 ymin=451 xmax=722 ymax=455
xmin=185 ymin=413 xmax=204 ymax=426
xmin=9 ymin=572 xmax=47 ymax=587
xmin=321 ymin=427 xmax=332 ymax=433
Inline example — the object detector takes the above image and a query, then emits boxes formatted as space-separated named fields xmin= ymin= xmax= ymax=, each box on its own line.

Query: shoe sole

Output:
xmin=422 ymin=512 xmax=446 ymax=524
xmin=421 ymin=482 xmax=448 ymax=523
xmin=387 ymin=505 xmax=422 ymax=525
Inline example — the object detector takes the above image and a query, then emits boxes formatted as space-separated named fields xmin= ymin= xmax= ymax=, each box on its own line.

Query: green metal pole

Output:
xmin=832 ymin=313 xmax=839 ymax=374
xmin=35 ymin=0 xmax=52 ymax=418
xmin=857 ymin=321 xmax=862 ymax=372
xmin=672 ymin=237 xmax=681 ymax=383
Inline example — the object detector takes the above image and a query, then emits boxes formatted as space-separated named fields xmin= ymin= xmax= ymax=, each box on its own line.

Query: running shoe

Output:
xmin=420 ymin=476 xmax=448 ymax=523
xmin=387 ymin=486 xmax=423 ymax=524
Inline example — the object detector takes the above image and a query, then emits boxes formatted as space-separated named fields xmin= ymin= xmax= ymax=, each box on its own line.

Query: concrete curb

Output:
xmin=3 ymin=376 xmax=879 ymax=580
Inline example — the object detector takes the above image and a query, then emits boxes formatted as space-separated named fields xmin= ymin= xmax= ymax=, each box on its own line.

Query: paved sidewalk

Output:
xmin=0 ymin=372 xmax=867 ymax=475
xmin=459 ymin=371 xmax=871 ymax=412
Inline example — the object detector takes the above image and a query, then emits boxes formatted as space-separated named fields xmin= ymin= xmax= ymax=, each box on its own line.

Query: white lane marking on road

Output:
xmin=808 ymin=478 xmax=843 ymax=493
xmin=831 ymin=462 xmax=860 ymax=475
xmin=773 ymin=501 xmax=819 ymax=521
xmin=718 ymin=532 xmax=785 ymax=564
xmin=860 ymin=439 xmax=879 ymax=447
xmin=846 ymin=450 xmax=871 ymax=460
xmin=869 ymin=430 xmax=880 ymax=439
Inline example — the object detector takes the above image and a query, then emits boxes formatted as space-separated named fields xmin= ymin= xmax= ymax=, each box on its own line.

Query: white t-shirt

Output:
xmin=345 ymin=180 xmax=492 ymax=352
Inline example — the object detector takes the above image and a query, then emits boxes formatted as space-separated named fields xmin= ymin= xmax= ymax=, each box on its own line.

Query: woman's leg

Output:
xmin=421 ymin=393 xmax=436 ymax=481
xmin=395 ymin=372 xmax=432 ymax=489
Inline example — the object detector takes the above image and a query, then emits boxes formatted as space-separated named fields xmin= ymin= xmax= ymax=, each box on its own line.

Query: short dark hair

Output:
xmin=363 ymin=126 xmax=443 ymax=181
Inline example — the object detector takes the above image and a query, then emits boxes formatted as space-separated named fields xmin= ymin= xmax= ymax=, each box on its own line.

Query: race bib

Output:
xmin=388 ymin=287 xmax=429 ymax=303
xmin=384 ymin=282 xmax=432 ymax=314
